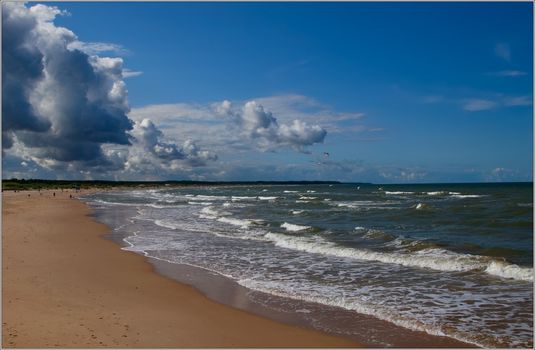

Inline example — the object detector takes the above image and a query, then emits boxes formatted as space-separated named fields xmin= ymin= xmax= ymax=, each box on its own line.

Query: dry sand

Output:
xmin=2 ymin=190 xmax=359 ymax=348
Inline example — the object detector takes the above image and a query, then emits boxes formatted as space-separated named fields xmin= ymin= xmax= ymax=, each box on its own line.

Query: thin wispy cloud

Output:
xmin=463 ymin=99 xmax=498 ymax=111
xmin=503 ymin=95 xmax=532 ymax=107
xmin=494 ymin=43 xmax=511 ymax=62
xmin=463 ymin=95 xmax=532 ymax=112
xmin=420 ymin=95 xmax=445 ymax=104
xmin=486 ymin=70 xmax=527 ymax=77
xmin=67 ymin=41 xmax=130 ymax=56
xmin=122 ymin=69 xmax=143 ymax=78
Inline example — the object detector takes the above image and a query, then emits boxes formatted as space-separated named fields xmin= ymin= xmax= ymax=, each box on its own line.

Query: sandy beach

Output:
xmin=2 ymin=190 xmax=359 ymax=348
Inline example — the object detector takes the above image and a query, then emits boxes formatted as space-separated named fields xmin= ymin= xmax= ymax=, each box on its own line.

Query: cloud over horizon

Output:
xmin=3 ymin=3 xmax=133 ymax=170
xmin=125 ymin=119 xmax=217 ymax=173
xmin=2 ymin=3 xmax=530 ymax=184
xmin=2 ymin=3 xmax=333 ymax=180
xmin=215 ymin=100 xmax=327 ymax=152
xmin=2 ymin=3 xmax=216 ymax=178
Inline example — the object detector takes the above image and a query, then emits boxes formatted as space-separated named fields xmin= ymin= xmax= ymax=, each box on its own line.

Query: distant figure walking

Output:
xmin=69 ymin=194 xmax=72 ymax=199
xmin=53 ymin=192 xmax=55 ymax=197
xmin=27 ymin=194 xmax=30 ymax=197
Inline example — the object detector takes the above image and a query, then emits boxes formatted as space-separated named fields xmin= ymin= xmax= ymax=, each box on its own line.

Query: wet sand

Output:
xmin=2 ymin=190 xmax=359 ymax=348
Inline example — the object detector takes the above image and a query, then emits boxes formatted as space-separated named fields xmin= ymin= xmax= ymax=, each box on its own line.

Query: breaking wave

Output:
xmin=263 ymin=233 xmax=532 ymax=281
xmin=281 ymin=222 xmax=312 ymax=232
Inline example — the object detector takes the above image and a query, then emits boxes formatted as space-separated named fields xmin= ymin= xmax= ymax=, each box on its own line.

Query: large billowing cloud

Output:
xmin=2 ymin=3 xmax=52 ymax=148
xmin=124 ymin=119 xmax=217 ymax=173
xmin=2 ymin=3 xmax=329 ymax=180
xmin=3 ymin=3 xmax=132 ymax=168
xmin=2 ymin=3 xmax=215 ymax=178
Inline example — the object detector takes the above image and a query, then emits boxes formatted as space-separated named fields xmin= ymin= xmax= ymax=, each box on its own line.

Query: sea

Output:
xmin=82 ymin=182 xmax=533 ymax=348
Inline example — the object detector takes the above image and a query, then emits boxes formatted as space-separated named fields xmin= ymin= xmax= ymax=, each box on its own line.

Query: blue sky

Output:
xmin=3 ymin=1 xmax=533 ymax=183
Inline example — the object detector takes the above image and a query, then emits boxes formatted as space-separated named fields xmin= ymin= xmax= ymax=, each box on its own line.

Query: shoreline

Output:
xmin=2 ymin=189 xmax=359 ymax=348
xmin=86 ymin=188 xmax=476 ymax=348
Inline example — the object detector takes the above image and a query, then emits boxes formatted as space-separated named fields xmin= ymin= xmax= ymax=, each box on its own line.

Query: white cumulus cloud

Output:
xmin=2 ymin=3 xmax=215 ymax=178
xmin=215 ymin=100 xmax=327 ymax=152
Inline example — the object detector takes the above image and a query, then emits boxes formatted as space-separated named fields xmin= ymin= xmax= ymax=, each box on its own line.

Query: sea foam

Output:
xmin=237 ymin=279 xmax=492 ymax=348
xmin=385 ymin=191 xmax=414 ymax=195
xmin=258 ymin=196 xmax=278 ymax=200
xmin=264 ymin=233 xmax=532 ymax=281
xmin=217 ymin=217 xmax=253 ymax=228
xmin=280 ymin=222 xmax=311 ymax=232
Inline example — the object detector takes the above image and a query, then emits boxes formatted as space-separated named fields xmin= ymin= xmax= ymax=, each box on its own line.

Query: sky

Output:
xmin=2 ymin=1 xmax=533 ymax=183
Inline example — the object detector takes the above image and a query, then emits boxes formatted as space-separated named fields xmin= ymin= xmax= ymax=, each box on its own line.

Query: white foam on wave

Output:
xmin=291 ymin=210 xmax=304 ymax=215
xmin=161 ymin=198 xmax=179 ymax=203
xmin=334 ymin=200 xmax=399 ymax=210
xmin=199 ymin=206 xmax=220 ymax=219
xmin=232 ymin=196 xmax=257 ymax=201
xmin=264 ymin=233 xmax=532 ymax=281
xmin=336 ymin=200 xmax=378 ymax=208
xmin=484 ymin=261 xmax=533 ymax=282
xmin=450 ymin=194 xmax=484 ymax=199
xmin=299 ymin=196 xmax=318 ymax=200
xmin=284 ymin=190 xmax=299 ymax=193
xmin=384 ymin=191 xmax=464 ymax=196
xmin=517 ymin=202 xmax=533 ymax=207
xmin=187 ymin=201 xmax=213 ymax=206
xmin=306 ymin=190 xmax=316 ymax=193
xmin=194 ymin=194 xmax=227 ymax=200
xmin=90 ymin=199 xmax=140 ymax=207
xmin=258 ymin=196 xmax=278 ymax=200
xmin=198 ymin=205 xmax=265 ymax=231
xmin=362 ymin=229 xmax=393 ymax=240
xmin=237 ymin=279 xmax=489 ymax=348
xmin=425 ymin=191 xmax=461 ymax=196
xmin=154 ymin=219 xmax=179 ymax=230
xmin=415 ymin=203 xmax=433 ymax=210
xmin=217 ymin=217 xmax=253 ymax=228
xmin=147 ymin=203 xmax=168 ymax=209
xmin=296 ymin=200 xmax=310 ymax=203
xmin=280 ymin=222 xmax=311 ymax=232
xmin=427 ymin=191 xmax=448 ymax=196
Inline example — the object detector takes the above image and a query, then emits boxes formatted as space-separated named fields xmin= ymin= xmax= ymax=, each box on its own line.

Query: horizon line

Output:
xmin=2 ymin=178 xmax=533 ymax=186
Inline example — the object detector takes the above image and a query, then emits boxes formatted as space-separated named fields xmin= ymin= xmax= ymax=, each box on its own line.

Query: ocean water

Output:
xmin=83 ymin=183 xmax=533 ymax=348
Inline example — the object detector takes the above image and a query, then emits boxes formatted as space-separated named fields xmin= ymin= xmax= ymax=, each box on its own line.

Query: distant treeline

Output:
xmin=1 ymin=178 xmax=345 ymax=191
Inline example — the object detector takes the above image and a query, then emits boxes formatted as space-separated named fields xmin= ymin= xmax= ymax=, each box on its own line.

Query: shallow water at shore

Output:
xmin=83 ymin=183 xmax=533 ymax=348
